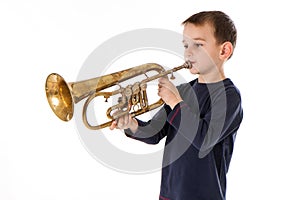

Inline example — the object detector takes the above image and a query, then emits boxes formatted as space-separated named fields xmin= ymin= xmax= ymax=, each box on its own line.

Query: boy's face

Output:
xmin=182 ymin=23 xmax=223 ymax=76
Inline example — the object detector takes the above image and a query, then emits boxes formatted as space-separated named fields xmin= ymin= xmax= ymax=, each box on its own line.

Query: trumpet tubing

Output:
xmin=45 ymin=61 xmax=191 ymax=130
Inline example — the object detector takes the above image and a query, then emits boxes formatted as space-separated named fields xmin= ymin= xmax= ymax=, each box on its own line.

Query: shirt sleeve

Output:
xmin=124 ymin=104 xmax=172 ymax=144
xmin=167 ymin=87 xmax=243 ymax=158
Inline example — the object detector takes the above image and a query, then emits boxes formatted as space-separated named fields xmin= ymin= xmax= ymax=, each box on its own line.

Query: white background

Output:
xmin=1 ymin=0 xmax=300 ymax=199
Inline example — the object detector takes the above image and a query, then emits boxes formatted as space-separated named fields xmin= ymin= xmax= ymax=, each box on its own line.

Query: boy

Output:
xmin=110 ymin=11 xmax=243 ymax=200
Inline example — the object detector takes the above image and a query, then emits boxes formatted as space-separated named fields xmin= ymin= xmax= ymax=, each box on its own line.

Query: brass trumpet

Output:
xmin=45 ymin=62 xmax=191 ymax=130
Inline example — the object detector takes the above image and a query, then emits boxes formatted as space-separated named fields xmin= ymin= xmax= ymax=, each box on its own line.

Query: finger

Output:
xmin=109 ymin=120 xmax=117 ymax=130
xmin=123 ymin=114 xmax=129 ymax=127
xmin=158 ymin=77 xmax=163 ymax=83
xmin=158 ymin=80 xmax=169 ymax=89
xmin=158 ymin=88 xmax=165 ymax=98
xmin=158 ymin=77 xmax=168 ymax=84
xmin=162 ymin=82 xmax=175 ymax=92
xmin=117 ymin=117 xmax=124 ymax=128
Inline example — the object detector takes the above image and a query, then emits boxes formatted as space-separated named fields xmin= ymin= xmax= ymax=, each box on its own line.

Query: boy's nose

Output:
xmin=184 ymin=48 xmax=193 ymax=59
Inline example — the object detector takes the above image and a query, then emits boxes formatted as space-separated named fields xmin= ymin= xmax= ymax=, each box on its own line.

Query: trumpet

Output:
xmin=45 ymin=61 xmax=191 ymax=130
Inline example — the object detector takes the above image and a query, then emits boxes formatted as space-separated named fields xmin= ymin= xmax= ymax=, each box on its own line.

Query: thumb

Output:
xmin=109 ymin=120 xmax=118 ymax=130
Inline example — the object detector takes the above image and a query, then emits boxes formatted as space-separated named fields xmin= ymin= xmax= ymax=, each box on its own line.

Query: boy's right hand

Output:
xmin=109 ymin=113 xmax=138 ymax=133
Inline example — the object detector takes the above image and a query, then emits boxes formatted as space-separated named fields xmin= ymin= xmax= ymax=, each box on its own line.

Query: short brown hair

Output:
xmin=182 ymin=11 xmax=237 ymax=50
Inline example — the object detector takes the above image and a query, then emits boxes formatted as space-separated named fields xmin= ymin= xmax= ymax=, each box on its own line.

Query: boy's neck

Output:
xmin=197 ymin=66 xmax=226 ymax=84
xmin=197 ymin=74 xmax=226 ymax=84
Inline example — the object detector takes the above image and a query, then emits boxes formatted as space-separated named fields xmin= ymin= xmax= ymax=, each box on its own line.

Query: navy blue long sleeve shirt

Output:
xmin=125 ymin=78 xmax=243 ymax=200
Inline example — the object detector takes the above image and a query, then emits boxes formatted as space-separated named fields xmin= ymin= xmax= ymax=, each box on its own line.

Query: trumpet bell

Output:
xmin=45 ymin=73 xmax=74 ymax=121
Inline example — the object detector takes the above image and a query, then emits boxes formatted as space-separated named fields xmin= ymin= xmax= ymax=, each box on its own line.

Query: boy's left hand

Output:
xmin=158 ymin=77 xmax=182 ymax=109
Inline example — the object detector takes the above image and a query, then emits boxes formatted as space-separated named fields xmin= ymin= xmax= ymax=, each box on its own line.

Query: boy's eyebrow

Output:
xmin=182 ymin=37 xmax=206 ymax=43
xmin=193 ymin=37 xmax=206 ymax=41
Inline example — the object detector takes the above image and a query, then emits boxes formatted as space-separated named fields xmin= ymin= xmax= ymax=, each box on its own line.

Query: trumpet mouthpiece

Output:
xmin=185 ymin=61 xmax=192 ymax=69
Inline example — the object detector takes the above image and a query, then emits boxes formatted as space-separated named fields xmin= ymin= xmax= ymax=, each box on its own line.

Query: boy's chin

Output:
xmin=189 ymin=67 xmax=200 ymax=75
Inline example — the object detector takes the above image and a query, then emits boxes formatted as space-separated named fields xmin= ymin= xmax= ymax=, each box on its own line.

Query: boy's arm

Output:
xmin=124 ymin=104 xmax=172 ymax=144
xmin=167 ymin=87 xmax=243 ymax=158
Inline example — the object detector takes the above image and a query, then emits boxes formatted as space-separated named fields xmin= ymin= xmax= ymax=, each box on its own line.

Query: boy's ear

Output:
xmin=219 ymin=42 xmax=233 ymax=60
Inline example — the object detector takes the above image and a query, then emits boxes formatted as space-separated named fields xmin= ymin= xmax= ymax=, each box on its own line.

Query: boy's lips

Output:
xmin=188 ymin=61 xmax=196 ymax=67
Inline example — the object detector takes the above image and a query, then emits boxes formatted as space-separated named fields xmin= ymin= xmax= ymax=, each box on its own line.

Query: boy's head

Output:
xmin=181 ymin=11 xmax=237 ymax=82
xmin=182 ymin=11 xmax=237 ymax=52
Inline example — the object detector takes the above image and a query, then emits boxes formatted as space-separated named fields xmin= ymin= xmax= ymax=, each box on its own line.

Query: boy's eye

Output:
xmin=195 ymin=43 xmax=203 ymax=48
xmin=183 ymin=42 xmax=203 ymax=49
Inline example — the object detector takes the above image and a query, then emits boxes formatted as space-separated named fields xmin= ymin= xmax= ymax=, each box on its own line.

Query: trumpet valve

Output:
xmin=170 ymin=71 xmax=175 ymax=80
